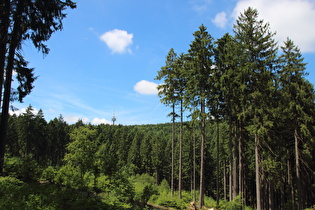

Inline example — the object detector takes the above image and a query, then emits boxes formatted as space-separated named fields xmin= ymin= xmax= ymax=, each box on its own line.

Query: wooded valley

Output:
xmin=0 ymin=3 xmax=315 ymax=209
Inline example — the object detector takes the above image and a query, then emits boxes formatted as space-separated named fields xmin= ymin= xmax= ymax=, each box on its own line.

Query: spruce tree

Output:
xmin=186 ymin=25 xmax=215 ymax=208
xmin=233 ymin=7 xmax=278 ymax=209
xmin=155 ymin=48 xmax=180 ymax=196
xmin=278 ymin=38 xmax=315 ymax=209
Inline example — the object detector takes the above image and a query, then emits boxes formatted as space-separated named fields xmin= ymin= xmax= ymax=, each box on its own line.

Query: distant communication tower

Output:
xmin=112 ymin=112 xmax=116 ymax=125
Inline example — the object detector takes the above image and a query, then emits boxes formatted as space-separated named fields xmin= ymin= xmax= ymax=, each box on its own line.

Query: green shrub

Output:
xmin=132 ymin=174 xmax=158 ymax=204
xmin=83 ymin=171 xmax=96 ymax=188
xmin=218 ymin=195 xmax=243 ymax=210
xmin=99 ymin=172 xmax=135 ymax=208
xmin=4 ymin=156 xmax=42 ymax=180
xmin=54 ymin=164 xmax=83 ymax=188
xmin=96 ymin=175 xmax=110 ymax=191
xmin=0 ymin=176 xmax=26 ymax=209
xmin=158 ymin=179 xmax=170 ymax=193
xmin=41 ymin=166 xmax=57 ymax=182
xmin=149 ymin=190 xmax=190 ymax=209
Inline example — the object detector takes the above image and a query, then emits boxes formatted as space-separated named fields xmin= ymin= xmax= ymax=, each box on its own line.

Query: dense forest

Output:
xmin=154 ymin=7 xmax=315 ymax=210
xmin=0 ymin=2 xmax=315 ymax=210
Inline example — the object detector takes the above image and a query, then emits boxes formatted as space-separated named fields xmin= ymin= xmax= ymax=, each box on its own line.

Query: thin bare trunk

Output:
xmin=223 ymin=158 xmax=227 ymax=201
xmin=193 ymin=125 xmax=196 ymax=202
xmin=216 ymin=119 xmax=220 ymax=206
xmin=238 ymin=125 xmax=244 ymax=207
xmin=295 ymin=128 xmax=301 ymax=210
xmin=198 ymin=100 xmax=205 ymax=209
xmin=288 ymin=157 xmax=295 ymax=208
xmin=255 ymin=133 xmax=261 ymax=210
xmin=229 ymin=119 xmax=233 ymax=201
xmin=171 ymin=103 xmax=175 ymax=196
xmin=178 ymin=100 xmax=183 ymax=199
xmin=232 ymin=122 xmax=238 ymax=199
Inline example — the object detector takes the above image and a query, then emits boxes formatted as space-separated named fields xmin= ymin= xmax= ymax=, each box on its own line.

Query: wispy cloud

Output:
xmin=100 ymin=29 xmax=133 ymax=54
xmin=212 ymin=12 xmax=228 ymax=29
xmin=232 ymin=0 xmax=315 ymax=53
xmin=191 ymin=0 xmax=212 ymax=14
xmin=134 ymin=80 xmax=159 ymax=95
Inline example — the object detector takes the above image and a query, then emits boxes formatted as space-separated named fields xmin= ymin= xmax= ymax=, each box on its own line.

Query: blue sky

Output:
xmin=11 ymin=0 xmax=315 ymax=125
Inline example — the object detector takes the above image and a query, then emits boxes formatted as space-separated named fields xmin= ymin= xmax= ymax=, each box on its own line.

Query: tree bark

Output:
xmin=255 ymin=133 xmax=261 ymax=210
xmin=171 ymin=103 xmax=175 ymax=196
xmin=198 ymin=100 xmax=205 ymax=209
xmin=193 ymin=123 xmax=196 ymax=202
xmin=233 ymin=122 xmax=238 ymax=199
xmin=238 ymin=124 xmax=244 ymax=207
xmin=229 ymin=118 xmax=233 ymax=201
xmin=0 ymin=0 xmax=10 ymax=108
xmin=223 ymin=158 xmax=227 ymax=201
xmin=178 ymin=99 xmax=183 ymax=199
xmin=295 ymin=128 xmax=301 ymax=210
xmin=216 ymin=119 xmax=220 ymax=206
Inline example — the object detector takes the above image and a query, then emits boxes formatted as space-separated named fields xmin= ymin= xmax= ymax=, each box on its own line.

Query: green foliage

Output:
xmin=54 ymin=164 xmax=83 ymax=189
xmin=132 ymin=174 xmax=158 ymax=204
xmin=65 ymin=127 xmax=98 ymax=177
xmin=41 ymin=166 xmax=57 ymax=182
xmin=4 ymin=156 xmax=41 ymax=180
xmin=0 ymin=176 xmax=109 ymax=209
xmin=158 ymin=178 xmax=170 ymax=193
xmin=218 ymin=195 xmax=244 ymax=210
xmin=96 ymin=175 xmax=110 ymax=191
xmin=99 ymin=172 xmax=135 ymax=208
xmin=0 ymin=176 xmax=26 ymax=209
xmin=150 ymin=190 xmax=192 ymax=209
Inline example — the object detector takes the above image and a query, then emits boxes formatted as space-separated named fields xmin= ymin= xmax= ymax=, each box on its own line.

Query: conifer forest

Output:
xmin=0 ymin=1 xmax=314 ymax=209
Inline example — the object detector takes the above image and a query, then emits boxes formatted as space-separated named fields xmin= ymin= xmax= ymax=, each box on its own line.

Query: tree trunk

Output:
xmin=198 ymin=100 xmax=205 ymax=209
xmin=295 ymin=128 xmax=301 ymax=210
xmin=268 ymin=179 xmax=274 ymax=210
xmin=216 ymin=119 xmax=220 ymax=206
xmin=288 ymin=157 xmax=295 ymax=208
xmin=238 ymin=124 xmax=244 ymax=207
xmin=0 ymin=0 xmax=23 ymax=174
xmin=229 ymin=118 xmax=233 ymax=201
xmin=171 ymin=103 xmax=175 ymax=196
xmin=0 ymin=0 xmax=10 ymax=108
xmin=178 ymin=99 xmax=183 ymax=199
xmin=255 ymin=133 xmax=261 ymax=210
xmin=223 ymin=158 xmax=227 ymax=201
xmin=193 ymin=124 xmax=196 ymax=202
xmin=233 ymin=122 xmax=238 ymax=199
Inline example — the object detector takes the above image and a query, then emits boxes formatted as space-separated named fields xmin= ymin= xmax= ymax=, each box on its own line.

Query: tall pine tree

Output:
xmin=186 ymin=25 xmax=215 ymax=208
xmin=278 ymin=38 xmax=315 ymax=210
xmin=233 ymin=7 xmax=278 ymax=209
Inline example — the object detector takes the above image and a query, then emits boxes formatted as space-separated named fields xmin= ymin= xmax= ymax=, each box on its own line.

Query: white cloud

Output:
xmin=212 ymin=12 xmax=228 ymax=29
xmin=64 ymin=115 xmax=89 ymax=124
xmin=191 ymin=0 xmax=212 ymax=13
xmin=100 ymin=29 xmax=133 ymax=54
xmin=134 ymin=80 xmax=159 ymax=95
xmin=232 ymin=0 xmax=315 ymax=53
xmin=91 ymin=118 xmax=111 ymax=125
xmin=9 ymin=107 xmax=38 ymax=116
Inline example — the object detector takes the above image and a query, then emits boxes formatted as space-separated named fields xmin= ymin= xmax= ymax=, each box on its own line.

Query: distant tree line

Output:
xmin=155 ymin=7 xmax=315 ymax=210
